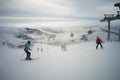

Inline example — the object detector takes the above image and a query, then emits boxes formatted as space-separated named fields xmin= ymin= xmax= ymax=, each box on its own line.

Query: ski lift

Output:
xmin=114 ymin=3 xmax=120 ymax=9
xmin=88 ymin=27 xmax=92 ymax=34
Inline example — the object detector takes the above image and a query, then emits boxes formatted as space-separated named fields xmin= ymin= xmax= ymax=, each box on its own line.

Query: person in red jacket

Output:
xmin=96 ymin=36 xmax=103 ymax=49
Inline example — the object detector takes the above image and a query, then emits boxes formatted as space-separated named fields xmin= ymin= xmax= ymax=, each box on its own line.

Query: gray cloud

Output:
xmin=0 ymin=0 xmax=119 ymax=20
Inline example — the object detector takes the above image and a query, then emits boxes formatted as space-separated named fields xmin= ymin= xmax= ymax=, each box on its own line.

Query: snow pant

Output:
xmin=96 ymin=42 xmax=103 ymax=49
xmin=24 ymin=49 xmax=31 ymax=59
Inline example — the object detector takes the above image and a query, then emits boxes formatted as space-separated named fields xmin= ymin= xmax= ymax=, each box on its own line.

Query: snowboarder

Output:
xmin=96 ymin=36 xmax=103 ymax=49
xmin=24 ymin=41 xmax=32 ymax=60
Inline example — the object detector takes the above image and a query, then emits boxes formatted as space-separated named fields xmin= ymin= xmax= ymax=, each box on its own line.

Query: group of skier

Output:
xmin=24 ymin=36 xmax=103 ymax=60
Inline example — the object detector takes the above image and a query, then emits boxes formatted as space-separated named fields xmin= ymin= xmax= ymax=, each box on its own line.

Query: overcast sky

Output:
xmin=0 ymin=0 xmax=119 ymax=20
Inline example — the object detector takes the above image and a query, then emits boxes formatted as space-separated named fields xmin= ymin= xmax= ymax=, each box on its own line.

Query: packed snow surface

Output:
xmin=0 ymin=25 xmax=120 ymax=80
xmin=0 ymin=41 xmax=120 ymax=80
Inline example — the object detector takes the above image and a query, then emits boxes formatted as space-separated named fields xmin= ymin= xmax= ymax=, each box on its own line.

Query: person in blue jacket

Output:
xmin=24 ymin=41 xmax=32 ymax=60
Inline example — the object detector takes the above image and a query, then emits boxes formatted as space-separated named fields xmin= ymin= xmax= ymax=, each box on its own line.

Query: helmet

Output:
xmin=28 ymin=41 xmax=31 ymax=44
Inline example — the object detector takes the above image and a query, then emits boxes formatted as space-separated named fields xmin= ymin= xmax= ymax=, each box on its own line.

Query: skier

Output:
xmin=61 ymin=43 xmax=67 ymax=51
xmin=24 ymin=41 xmax=32 ymax=60
xmin=61 ymin=44 xmax=64 ymax=50
xmin=96 ymin=36 xmax=103 ymax=49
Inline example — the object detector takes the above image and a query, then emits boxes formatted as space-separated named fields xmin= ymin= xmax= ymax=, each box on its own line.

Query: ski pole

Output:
xmin=20 ymin=53 xmax=25 ymax=57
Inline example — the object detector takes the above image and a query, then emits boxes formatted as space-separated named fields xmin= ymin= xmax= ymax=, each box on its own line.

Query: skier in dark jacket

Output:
xmin=24 ymin=41 xmax=32 ymax=60
xmin=96 ymin=36 xmax=103 ymax=49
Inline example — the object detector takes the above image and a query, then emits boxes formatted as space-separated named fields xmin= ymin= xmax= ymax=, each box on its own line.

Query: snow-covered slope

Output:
xmin=0 ymin=25 xmax=119 ymax=47
xmin=0 ymin=26 xmax=120 ymax=80
xmin=0 ymin=41 xmax=120 ymax=80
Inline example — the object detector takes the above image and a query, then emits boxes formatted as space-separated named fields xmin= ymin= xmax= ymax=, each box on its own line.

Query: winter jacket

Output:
xmin=24 ymin=42 xmax=30 ymax=50
xmin=96 ymin=37 xmax=102 ymax=43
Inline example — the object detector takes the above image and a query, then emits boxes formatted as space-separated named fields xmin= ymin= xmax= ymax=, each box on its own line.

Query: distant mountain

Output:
xmin=25 ymin=28 xmax=44 ymax=35
xmin=42 ymin=28 xmax=63 ymax=33
xmin=0 ymin=26 xmax=119 ymax=47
